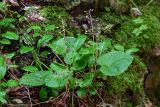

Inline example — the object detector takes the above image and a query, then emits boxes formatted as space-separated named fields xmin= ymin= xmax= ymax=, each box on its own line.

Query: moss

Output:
xmin=114 ymin=6 xmax=160 ymax=53
xmin=38 ymin=6 xmax=79 ymax=36
xmin=39 ymin=6 xmax=70 ymax=25
xmin=107 ymin=56 xmax=145 ymax=94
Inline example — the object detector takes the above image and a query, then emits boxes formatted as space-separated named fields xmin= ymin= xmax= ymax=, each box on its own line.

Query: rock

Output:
xmin=130 ymin=8 xmax=142 ymax=17
xmin=144 ymin=47 xmax=160 ymax=104
xmin=151 ymin=46 xmax=160 ymax=57
xmin=97 ymin=102 xmax=113 ymax=107
xmin=0 ymin=14 xmax=3 ymax=19
xmin=145 ymin=72 xmax=160 ymax=89
xmin=9 ymin=0 xmax=19 ymax=6
xmin=60 ymin=0 xmax=130 ymax=14
xmin=12 ymin=99 xmax=23 ymax=104
xmin=3 ymin=0 xmax=19 ymax=6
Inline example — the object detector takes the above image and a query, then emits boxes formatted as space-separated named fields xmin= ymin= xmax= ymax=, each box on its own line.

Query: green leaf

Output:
xmin=27 ymin=25 xmax=41 ymax=33
xmin=5 ymin=52 xmax=15 ymax=59
xmin=83 ymin=72 xmax=94 ymax=87
xmin=0 ymin=18 xmax=15 ymax=27
xmin=0 ymin=39 xmax=11 ymax=45
xmin=7 ymin=79 xmax=18 ymax=87
xmin=20 ymin=46 xmax=34 ymax=54
xmin=98 ymin=51 xmax=133 ymax=76
xmin=0 ymin=91 xmax=6 ymax=97
xmin=48 ymin=39 xmax=66 ymax=56
xmin=45 ymin=24 xmax=56 ymax=32
xmin=33 ymin=33 xmax=40 ymax=37
xmin=0 ymin=82 xmax=7 ymax=87
xmin=22 ymin=66 xmax=38 ymax=72
xmin=20 ymin=71 xmax=52 ymax=86
xmin=126 ymin=48 xmax=139 ymax=54
xmin=69 ymin=78 xmax=76 ymax=89
xmin=45 ymin=74 xmax=66 ymax=88
xmin=45 ymin=70 xmax=72 ymax=88
xmin=78 ymin=72 xmax=95 ymax=88
xmin=79 ymin=46 xmax=96 ymax=55
xmin=0 ymin=66 xmax=7 ymax=80
xmin=71 ymin=58 xmax=87 ymax=71
xmin=0 ymin=91 xmax=7 ymax=104
xmin=77 ymin=88 xmax=87 ymax=99
xmin=64 ymin=52 xmax=80 ymax=64
xmin=48 ymin=37 xmax=76 ymax=55
xmin=89 ymin=88 xmax=97 ymax=95
xmin=2 ymin=31 xmax=19 ymax=40
xmin=50 ymin=63 xmax=66 ymax=72
xmin=0 ymin=56 xmax=7 ymax=80
xmin=39 ymin=88 xmax=48 ymax=101
xmin=38 ymin=35 xmax=53 ymax=46
xmin=98 ymin=40 xmax=111 ymax=55
xmin=87 ymin=55 xmax=96 ymax=67
xmin=74 ymin=35 xmax=86 ymax=50
xmin=65 ymin=37 xmax=76 ymax=51
xmin=0 ymin=97 xmax=7 ymax=104
xmin=40 ymin=51 xmax=50 ymax=57
xmin=114 ymin=44 xmax=124 ymax=51
xmin=0 ymin=2 xmax=4 ymax=9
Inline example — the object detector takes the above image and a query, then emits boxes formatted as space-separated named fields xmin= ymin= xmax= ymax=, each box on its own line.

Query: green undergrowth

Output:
xmin=107 ymin=56 xmax=146 ymax=94
xmin=1 ymin=1 xmax=158 ymax=106
xmin=98 ymin=4 xmax=160 ymax=53
xmin=39 ymin=6 xmax=79 ymax=36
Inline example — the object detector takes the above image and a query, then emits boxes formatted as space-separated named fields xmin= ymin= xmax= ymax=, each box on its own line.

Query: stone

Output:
xmin=130 ymin=8 xmax=142 ymax=17
xmin=12 ymin=99 xmax=23 ymax=104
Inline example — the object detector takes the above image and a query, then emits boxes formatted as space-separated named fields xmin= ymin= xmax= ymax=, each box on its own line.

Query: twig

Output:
xmin=25 ymin=87 xmax=32 ymax=107
xmin=146 ymin=0 xmax=154 ymax=6
xmin=96 ymin=91 xmax=105 ymax=103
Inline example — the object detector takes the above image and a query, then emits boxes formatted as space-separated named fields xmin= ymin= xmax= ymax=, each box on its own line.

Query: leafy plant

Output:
xmin=19 ymin=31 xmax=134 ymax=98
xmin=0 ymin=91 xmax=7 ymax=104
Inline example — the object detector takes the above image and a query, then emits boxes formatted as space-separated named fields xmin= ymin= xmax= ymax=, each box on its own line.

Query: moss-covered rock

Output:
xmin=114 ymin=6 xmax=160 ymax=53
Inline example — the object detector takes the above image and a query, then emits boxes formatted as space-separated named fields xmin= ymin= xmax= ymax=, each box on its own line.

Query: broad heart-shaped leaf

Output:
xmin=0 ymin=56 xmax=7 ymax=80
xmin=20 ymin=71 xmax=52 ymax=86
xmin=98 ymin=51 xmax=133 ymax=76
xmin=20 ymin=46 xmax=34 ymax=54
xmin=2 ymin=31 xmax=19 ymax=40
xmin=22 ymin=66 xmax=38 ymax=72
xmin=74 ymin=35 xmax=86 ymax=51
xmin=38 ymin=35 xmax=53 ymax=46
xmin=45 ymin=70 xmax=73 ymax=88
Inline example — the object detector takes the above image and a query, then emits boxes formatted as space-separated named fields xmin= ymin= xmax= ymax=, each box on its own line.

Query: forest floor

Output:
xmin=0 ymin=0 xmax=160 ymax=107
